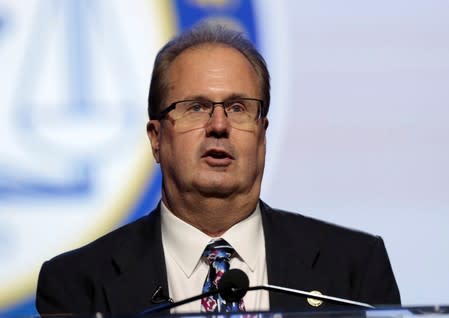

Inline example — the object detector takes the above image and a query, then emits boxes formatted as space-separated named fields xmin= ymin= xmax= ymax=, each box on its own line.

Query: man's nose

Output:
xmin=205 ymin=105 xmax=231 ymax=136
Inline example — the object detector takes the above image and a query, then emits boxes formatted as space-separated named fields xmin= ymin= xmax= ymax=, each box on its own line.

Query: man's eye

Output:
xmin=227 ymin=102 xmax=247 ymax=113
xmin=185 ymin=102 xmax=208 ymax=113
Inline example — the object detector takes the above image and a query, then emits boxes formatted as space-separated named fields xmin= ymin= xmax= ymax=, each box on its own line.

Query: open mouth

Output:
xmin=202 ymin=149 xmax=234 ymax=161
xmin=206 ymin=150 xmax=230 ymax=159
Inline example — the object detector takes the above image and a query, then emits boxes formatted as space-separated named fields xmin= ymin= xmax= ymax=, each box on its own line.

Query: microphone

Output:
xmin=218 ymin=268 xmax=250 ymax=302
xmin=150 ymin=285 xmax=173 ymax=304
xmin=140 ymin=269 xmax=374 ymax=315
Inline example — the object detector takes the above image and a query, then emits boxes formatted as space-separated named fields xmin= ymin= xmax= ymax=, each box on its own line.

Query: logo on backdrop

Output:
xmin=0 ymin=0 xmax=164 ymax=313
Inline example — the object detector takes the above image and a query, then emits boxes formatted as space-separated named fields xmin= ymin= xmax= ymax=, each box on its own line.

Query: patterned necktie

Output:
xmin=200 ymin=238 xmax=246 ymax=312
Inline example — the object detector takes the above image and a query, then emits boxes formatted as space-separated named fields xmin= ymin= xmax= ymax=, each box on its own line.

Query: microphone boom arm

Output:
xmin=141 ymin=284 xmax=374 ymax=315
xmin=243 ymin=284 xmax=375 ymax=309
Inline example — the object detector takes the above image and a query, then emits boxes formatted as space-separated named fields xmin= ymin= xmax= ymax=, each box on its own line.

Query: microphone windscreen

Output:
xmin=218 ymin=269 xmax=250 ymax=302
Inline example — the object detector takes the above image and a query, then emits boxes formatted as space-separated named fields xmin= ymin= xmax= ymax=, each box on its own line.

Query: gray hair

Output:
xmin=147 ymin=23 xmax=270 ymax=119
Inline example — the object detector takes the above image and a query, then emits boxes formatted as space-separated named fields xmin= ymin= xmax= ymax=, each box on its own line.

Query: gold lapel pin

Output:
xmin=307 ymin=290 xmax=323 ymax=307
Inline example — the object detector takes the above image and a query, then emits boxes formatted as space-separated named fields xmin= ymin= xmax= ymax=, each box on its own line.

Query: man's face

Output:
xmin=148 ymin=44 xmax=268 ymax=199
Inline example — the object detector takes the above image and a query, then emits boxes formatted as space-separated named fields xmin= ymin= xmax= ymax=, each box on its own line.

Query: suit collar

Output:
xmin=260 ymin=200 xmax=320 ymax=270
xmin=104 ymin=205 xmax=170 ymax=314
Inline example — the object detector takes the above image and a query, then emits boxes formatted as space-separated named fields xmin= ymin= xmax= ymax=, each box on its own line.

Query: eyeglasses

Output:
xmin=153 ymin=98 xmax=265 ymax=131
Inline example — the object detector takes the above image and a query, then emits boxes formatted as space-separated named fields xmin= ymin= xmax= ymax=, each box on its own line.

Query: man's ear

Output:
xmin=147 ymin=120 xmax=161 ymax=163
xmin=263 ymin=118 xmax=269 ymax=144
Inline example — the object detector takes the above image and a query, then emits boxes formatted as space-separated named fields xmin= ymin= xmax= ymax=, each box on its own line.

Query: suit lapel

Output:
xmin=260 ymin=201 xmax=325 ymax=310
xmin=104 ymin=206 xmax=170 ymax=314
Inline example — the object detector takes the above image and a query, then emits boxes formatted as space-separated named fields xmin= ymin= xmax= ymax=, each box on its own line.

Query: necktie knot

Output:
xmin=202 ymin=238 xmax=234 ymax=265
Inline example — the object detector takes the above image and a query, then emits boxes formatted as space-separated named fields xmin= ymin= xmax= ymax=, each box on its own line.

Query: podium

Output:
xmin=34 ymin=306 xmax=449 ymax=318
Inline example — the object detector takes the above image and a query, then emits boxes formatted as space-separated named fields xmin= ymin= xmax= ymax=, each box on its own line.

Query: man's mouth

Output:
xmin=204 ymin=149 xmax=232 ymax=159
xmin=202 ymin=148 xmax=234 ymax=165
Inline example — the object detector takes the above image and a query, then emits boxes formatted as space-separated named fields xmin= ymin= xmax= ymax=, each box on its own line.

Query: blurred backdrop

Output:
xmin=0 ymin=0 xmax=448 ymax=315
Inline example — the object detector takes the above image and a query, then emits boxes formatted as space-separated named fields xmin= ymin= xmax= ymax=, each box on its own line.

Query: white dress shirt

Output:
xmin=160 ymin=201 xmax=270 ymax=313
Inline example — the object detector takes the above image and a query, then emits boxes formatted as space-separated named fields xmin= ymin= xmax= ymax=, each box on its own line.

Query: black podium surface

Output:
xmin=32 ymin=305 xmax=449 ymax=318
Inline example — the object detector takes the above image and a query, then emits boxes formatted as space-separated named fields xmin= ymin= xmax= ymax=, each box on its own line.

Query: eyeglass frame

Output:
xmin=151 ymin=97 xmax=267 ymax=122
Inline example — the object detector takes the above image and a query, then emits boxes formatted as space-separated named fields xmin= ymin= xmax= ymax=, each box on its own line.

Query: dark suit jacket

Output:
xmin=36 ymin=201 xmax=400 ymax=314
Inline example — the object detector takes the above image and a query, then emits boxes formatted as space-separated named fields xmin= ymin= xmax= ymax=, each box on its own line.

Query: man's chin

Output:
xmin=194 ymin=181 xmax=237 ymax=198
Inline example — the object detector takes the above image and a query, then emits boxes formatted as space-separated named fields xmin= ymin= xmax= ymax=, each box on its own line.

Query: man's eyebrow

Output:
xmin=226 ymin=93 xmax=252 ymax=100
xmin=181 ymin=93 xmax=253 ymax=101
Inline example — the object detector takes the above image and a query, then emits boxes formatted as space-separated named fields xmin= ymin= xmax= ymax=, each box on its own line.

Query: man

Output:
xmin=36 ymin=24 xmax=400 ymax=315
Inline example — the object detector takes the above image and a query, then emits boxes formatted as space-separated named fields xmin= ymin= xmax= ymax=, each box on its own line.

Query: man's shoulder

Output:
xmin=259 ymin=201 xmax=400 ymax=305
xmin=36 ymin=207 xmax=165 ymax=314
xmin=260 ymin=200 xmax=381 ymax=247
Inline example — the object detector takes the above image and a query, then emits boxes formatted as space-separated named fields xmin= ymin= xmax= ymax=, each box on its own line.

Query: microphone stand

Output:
xmin=140 ymin=284 xmax=374 ymax=316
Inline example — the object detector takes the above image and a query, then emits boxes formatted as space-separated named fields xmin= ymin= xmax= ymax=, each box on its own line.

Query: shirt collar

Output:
xmin=160 ymin=201 xmax=263 ymax=277
xmin=221 ymin=204 xmax=263 ymax=272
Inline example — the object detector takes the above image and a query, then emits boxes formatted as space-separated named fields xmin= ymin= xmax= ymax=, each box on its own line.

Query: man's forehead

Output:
xmin=164 ymin=44 xmax=262 ymax=98
xmin=174 ymin=42 xmax=239 ymax=59
xmin=169 ymin=43 xmax=249 ymax=68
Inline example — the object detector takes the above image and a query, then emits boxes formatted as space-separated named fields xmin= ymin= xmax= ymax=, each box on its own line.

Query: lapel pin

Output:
xmin=307 ymin=290 xmax=323 ymax=307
